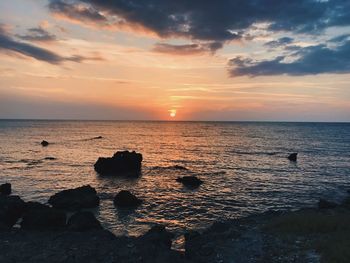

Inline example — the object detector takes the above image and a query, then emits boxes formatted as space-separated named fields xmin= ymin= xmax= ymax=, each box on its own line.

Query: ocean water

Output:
xmin=0 ymin=120 xmax=350 ymax=237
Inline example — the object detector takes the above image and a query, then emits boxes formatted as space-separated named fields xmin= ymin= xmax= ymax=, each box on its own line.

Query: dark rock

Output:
xmin=176 ymin=176 xmax=203 ymax=188
xmin=318 ymin=198 xmax=337 ymax=209
xmin=48 ymin=185 xmax=100 ymax=211
xmin=287 ymin=153 xmax=298 ymax=161
xmin=44 ymin=157 xmax=56 ymax=160
xmin=0 ymin=195 xmax=25 ymax=228
xmin=0 ymin=183 xmax=11 ymax=196
xmin=94 ymin=151 xmax=142 ymax=176
xmin=113 ymin=190 xmax=142 ymax=207
xmin=67 ymin=211 xmax=102 ymax=231
xmin=138 ymin=225 xmax=174 ymax=250
xmin=41 ymin=140 xmax=49 ymax=147
xmin=21 ymin=202 xmax=66 ymax=230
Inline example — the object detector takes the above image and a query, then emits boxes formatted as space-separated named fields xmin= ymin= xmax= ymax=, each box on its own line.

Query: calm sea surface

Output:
xmin=0 ymin=120 xmax=350 ymax=236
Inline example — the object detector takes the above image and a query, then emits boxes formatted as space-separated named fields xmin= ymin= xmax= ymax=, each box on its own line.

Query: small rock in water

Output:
xmin=176 ymin=176 xmax=203 ymax=188
xmin=0 ymin=183 xmax=11 ymax=196
xmin=44 ymin=157 xmax=56 ymax=160
xmin=114 ymin=190 xmax=142 ymax=207
xmin=41 ymin=140 xmax=49 ymax=147
xmin=67 ymin=211 xmax=102 ymax=231
xmin=94 ymin=151 xmax=142 ymax=176
xmin=48 ymin=185 xmax=100 ymax=211
xmin=288 ymin=153 xmax=298 ymax=162
xmin=318 ymin=198 xmax=337 ymax=209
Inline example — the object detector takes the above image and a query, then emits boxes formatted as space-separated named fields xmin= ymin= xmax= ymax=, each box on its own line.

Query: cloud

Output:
xmin=229 ymin=41 xmax=350 ymax=77
xmin=0 ymin=24 xmax=103 ymax=64
xmin=328 ymin=34 xmax=350 ymax=43
xmin=17 ymin=26 xmax=57 ymax=42
xmin=264 ymin=37 xmax=294 ymax=48
xmin=152 ymin=42 xmax=223 ymax=55
xmin=48 ymin=0 xmax=350 ymax=42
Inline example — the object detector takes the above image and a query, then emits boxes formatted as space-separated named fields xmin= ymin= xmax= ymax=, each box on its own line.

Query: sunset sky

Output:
xmin=1 ymin=0 xmax=350 ymax=121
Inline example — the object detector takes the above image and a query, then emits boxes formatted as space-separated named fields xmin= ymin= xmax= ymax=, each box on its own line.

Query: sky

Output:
xmin=0 ymin=0 xmax=350 ymax=121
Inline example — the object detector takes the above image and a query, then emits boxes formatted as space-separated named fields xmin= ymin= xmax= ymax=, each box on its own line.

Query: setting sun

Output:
xmin=169 ymin=110 xmax=176 ymax=118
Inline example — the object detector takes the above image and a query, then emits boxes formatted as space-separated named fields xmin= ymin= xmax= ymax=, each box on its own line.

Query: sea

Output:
xmin=0 ymin=120 xmax=349 ymax=237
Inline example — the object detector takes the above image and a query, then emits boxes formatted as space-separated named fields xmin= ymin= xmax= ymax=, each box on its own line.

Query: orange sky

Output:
xmin=0 ymin=0 xmax=350 ymax=121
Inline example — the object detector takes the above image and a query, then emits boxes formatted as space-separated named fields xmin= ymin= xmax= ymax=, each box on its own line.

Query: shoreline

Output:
xmin=1 ymin=188 xmax=350 ymax=263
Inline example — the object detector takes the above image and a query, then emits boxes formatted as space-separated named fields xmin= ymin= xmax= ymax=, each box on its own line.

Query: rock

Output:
xmin=318 ymin=198 xmax=337 ymax=209
xmin=176 ymin=176 xmax=203 ymax=188
xmin=21 ymin=202 xmax=66 ymax=230
xmin=288 ymin=153 xmax=298 ymax=161
xmin=48 ymin=185 xmax=100 ymax=211
xmin=94 ymin=151 xmax=142 ymax=176
xmin=138 ymin=225 xmax=174 ymax=250
xmin=41 ymin=140 xmax=49 ymax=147
xmin=0 ymin=183 xmax=11 ymax=196
xmin=44 ymin=157 xmax=56 ymax=160
xmin=0 ymin=195 xmax=25 ymax=229
xmin=67 ymin=211 xmax=102 ymax=231
xmin=113 ymin=190 xmax=142 ymax=207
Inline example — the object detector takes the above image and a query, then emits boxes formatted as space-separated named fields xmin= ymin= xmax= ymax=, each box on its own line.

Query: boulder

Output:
xmin=67 ymin=211 xmax=102 ymax=231
xmin=318 ymin=198 xmax=337 ymax=209
xmin=41 ymin=140 xmax=49 ymax=147
xmin=113 ymin=190 xmax=142 ymax=207
xmin=94 ymin=151 xmax=142 ymax=176
xmin=176 ymin=176 xmax=203 ymax=188
xmin=0 ymin=183 xmax=11 ymax=196
xmin=21 ymin=202 xmax=66 ymax=230
xmin=48 ymin=185 xmax=100 ymax=211
xmin=287 ymin=153 xmax=298 ymax=162
xmin=138 ymin=225 xmax=174 ymax=249
xmin=0 ymin=195 xmax=25 ymax=229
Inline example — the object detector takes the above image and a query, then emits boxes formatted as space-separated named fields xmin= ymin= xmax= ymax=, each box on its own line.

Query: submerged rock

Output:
xmin=41 ymin=140 xmax=49 ymax=147
xmin=21 ymin=202 xmax=66 ymax=230
xmin=288 ymin=153 xmax=298 ymax=162
xmin=94 ymin=151 xmax=142 ymax=176
xmin=0 ymin=183 xmax=11 ymax=196
xmin=176 ymin=176 xmax=203 ymax=188
xmin=318 ymin=198 xmax=337 ymax=209
xmin=67 ymin=211 xmax=102 ymax=231
xmin=113 ymin=190 xmax=142 ymax=208
xmin=0 ymin=195 xmax=25 ymax=229
xmin=48 ymin=185 xmax=100 ymax=211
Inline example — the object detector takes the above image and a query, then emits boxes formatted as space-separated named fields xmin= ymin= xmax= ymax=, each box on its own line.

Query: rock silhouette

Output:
xmin=41 ymin=140 xmax=49 ymax=147
xmin=94 ymin=151 xmax=142 ymax=176
xmin=114 ymin=190 xmax=142 ymax=207
xmin=318 ymin=198 xmax=337 ymax=209
xmin=48 ymin=185 xmax=100 ymax=211
xmin=67 ymin=211 xmax=102 ymax=231
xmin=0 ymin=195 xmax=25 ymax=228
xmin=0 ymin=183 xmax=11 ymax=196
xmin=176 ymin=176 xmax=203 ymax=188
xmin=287 ymin=153 xmax=298 ymax=162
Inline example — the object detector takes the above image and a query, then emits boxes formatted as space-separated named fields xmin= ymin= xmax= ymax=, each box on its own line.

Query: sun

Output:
xmin=169 ymin=109 xmax=176 ymax=118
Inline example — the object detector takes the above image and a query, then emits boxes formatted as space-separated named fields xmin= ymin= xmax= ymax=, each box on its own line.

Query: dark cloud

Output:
xmin=329 ymin=34 xmax=350 ymax=43
xmin=229 ymin=41 xmax=350 ymax=77
xmin=152 ymin=42 xmax=223 ymax=55
xmin=264 ymin=37 xmax=294 ymax=48
xmin=48 ymin=0 xmax=350 ymax=41
xmin=49 ymin=0 xmax=109 ymax=24
xmin=17 ymin=27 xmax=57 ymax=42
xmin=0 ymin=24 xmax=102 ymax=64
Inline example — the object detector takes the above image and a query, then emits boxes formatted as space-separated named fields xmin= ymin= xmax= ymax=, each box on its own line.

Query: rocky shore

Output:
xmin=1 ymin=182 xmax=350 ymax=263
